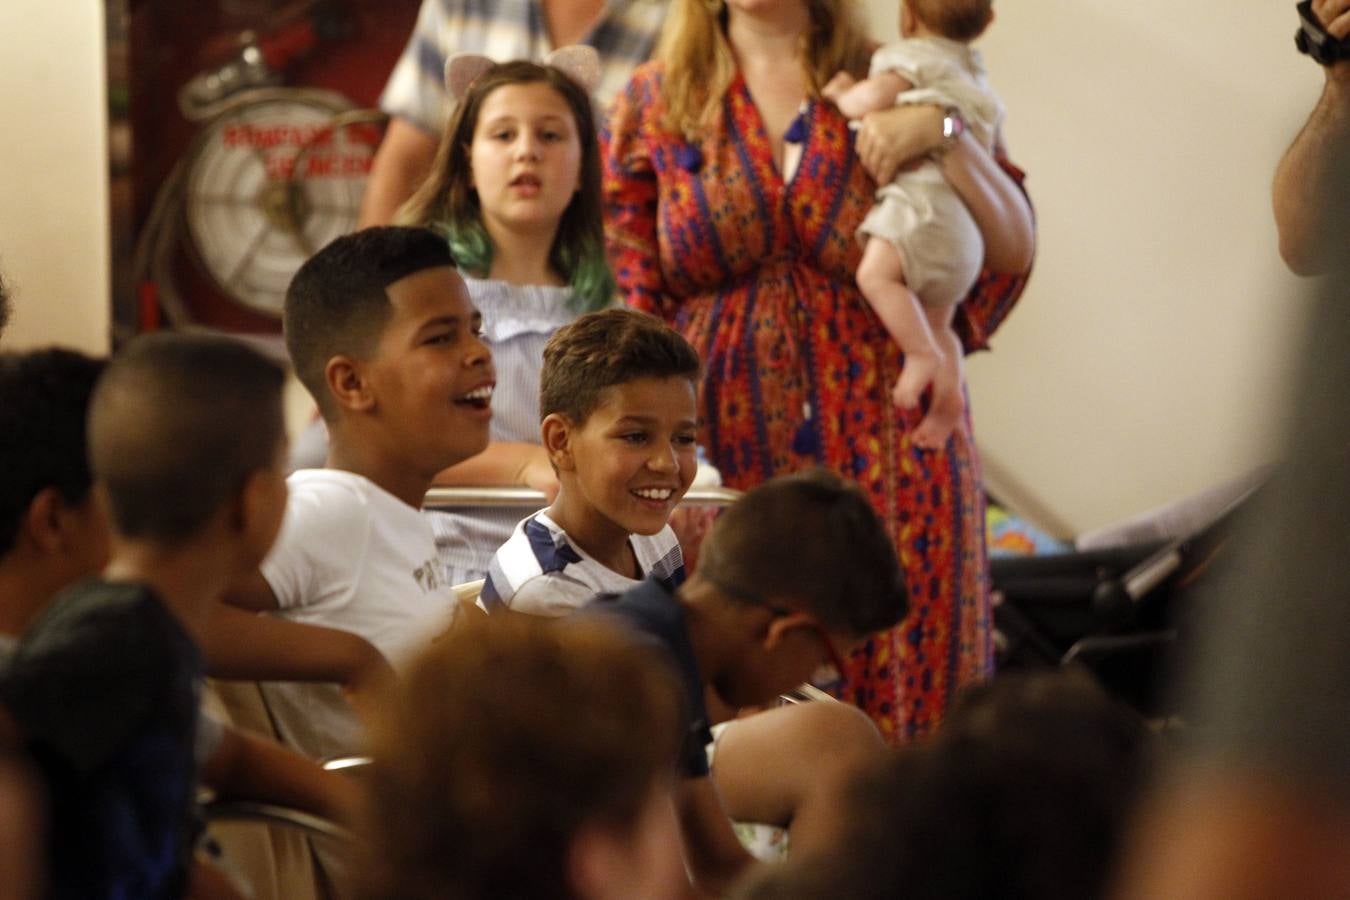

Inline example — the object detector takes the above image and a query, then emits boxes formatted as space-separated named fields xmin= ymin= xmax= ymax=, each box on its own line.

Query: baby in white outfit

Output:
xmin=824 ymin=0 xmax=1004 ymax=448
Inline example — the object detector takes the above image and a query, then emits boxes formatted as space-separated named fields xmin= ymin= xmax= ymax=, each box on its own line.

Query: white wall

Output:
xmin=866 ymin=0 xmax=1323 ymax=535
xmin=0 ymin=0 xmax=110 ymax=353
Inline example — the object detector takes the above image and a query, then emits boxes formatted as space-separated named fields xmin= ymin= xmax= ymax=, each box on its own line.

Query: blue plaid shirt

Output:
xmin=379 ymin=0 xmax=665 ymax=134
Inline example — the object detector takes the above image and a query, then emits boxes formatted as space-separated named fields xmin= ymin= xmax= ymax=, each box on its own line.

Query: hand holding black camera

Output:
xmin=1297 ymin=0 xmax=1350 ymax=66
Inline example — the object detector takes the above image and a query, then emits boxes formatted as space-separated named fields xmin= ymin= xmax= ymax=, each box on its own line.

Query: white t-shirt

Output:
xmin=481 ymin=510 xmax=685 ymax=617
xmin=259 ymin=469 xmax=458 ymax=759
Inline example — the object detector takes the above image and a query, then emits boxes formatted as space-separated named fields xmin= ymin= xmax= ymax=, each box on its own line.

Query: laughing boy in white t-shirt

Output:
xmin=209 ymin=227 xmax=496 ymax=761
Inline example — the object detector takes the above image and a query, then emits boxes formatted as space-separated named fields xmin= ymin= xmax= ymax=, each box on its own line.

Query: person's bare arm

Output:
xmin=200 ymin=602 xmax=395 ymax=724
xmin=358 ymin=118 xmax=440 ymax=227
xmin=432 ymin=441 xmax=560 ymax=502
xmin=202 ymin=725 xmax=364 ymax=826
xmin=1274 ymin=0 xmax=1350 ymax=275
xmin=939 ymin=127 xmax=1035 ymax=274
xmin=855 ymin=106 xmax=1034 ymax=275
xmin=823 ymin=70 xmax=912 ymax=121
xmin=674 ymin=776 xmax=759 ymax=896
xmin=221 ymin=568 xmax=280 ymax=613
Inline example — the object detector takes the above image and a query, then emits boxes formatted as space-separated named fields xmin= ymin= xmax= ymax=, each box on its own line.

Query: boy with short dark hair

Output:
xmin=213 ymin=226 xmax=496 ymax=762
xmin=0 ymin=344 xmax=362 ymax=900
xmin=589 ymin=469 xmax=911 ymax=893
xmin=483 ymin=307 xmax=698 ymax=615
xmin=484 ymin=308 xmax=910 ymax=894
xmin=0 ymin=348 xmax=107 ymax=642
xmin=0 ymin=334 xmax=292 ymax=899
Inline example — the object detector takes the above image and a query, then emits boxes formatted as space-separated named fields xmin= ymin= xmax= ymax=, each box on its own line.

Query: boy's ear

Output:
xmin=23 ymin=487 xmax=67 ymax=554
xmin=540 ymin=413 xmax=576 ymax=472
xmin=763 ymin=608 xmax=813 ymax=652
xmin=324 ymin=356 xmax=375 ymax=413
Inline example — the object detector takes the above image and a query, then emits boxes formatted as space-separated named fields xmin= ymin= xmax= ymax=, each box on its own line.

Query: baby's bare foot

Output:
xmin=893 ymin=351 xmax=939 ymax=410
xmin=912 ymin=367 xmax=965 ymax=449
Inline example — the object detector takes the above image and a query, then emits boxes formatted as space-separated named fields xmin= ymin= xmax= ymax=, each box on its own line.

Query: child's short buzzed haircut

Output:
xmin=89 ymin=333 xmax=285 ymax=543
xmin=539 ymin=308 xmax=701 ymax=424
xmin=0 ymin=349 xmax=105 ymax=556
xmin=284 ymin=226 xmax=456 ymax=418
xmin=909 ymin=0 xmax=993 ymax=42
xmin=696 ymin=469 xmax=908 ymax=636
xmin=364 ymin=614 xmax=682 ymax=899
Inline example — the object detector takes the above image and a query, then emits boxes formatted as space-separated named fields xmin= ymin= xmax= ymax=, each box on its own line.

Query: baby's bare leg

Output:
xmin=855 ymin=236 xmax=944 ymax=411
xmin=912 ymin=305 xmax=966 ymax=449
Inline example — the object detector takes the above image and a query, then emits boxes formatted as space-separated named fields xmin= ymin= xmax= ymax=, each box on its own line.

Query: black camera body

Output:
xmin=1297 ymin=0 xmax=1350 ymax=65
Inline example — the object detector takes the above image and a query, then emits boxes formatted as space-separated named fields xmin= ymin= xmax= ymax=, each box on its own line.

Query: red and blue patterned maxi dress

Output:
xmin=602 ymin=61 xmax=1031 ymax=742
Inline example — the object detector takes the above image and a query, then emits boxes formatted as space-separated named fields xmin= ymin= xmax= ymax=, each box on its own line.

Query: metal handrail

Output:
xmin=422 ymin=485 xmax=743 ymax=511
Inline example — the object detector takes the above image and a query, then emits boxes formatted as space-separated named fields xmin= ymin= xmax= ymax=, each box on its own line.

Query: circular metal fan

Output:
xmin=177 ymin=88 xmax=380 ymax=318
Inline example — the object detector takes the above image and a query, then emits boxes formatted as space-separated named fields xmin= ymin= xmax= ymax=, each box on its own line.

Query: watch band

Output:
xmin=932 ymin=107 xmax=965 ymax=159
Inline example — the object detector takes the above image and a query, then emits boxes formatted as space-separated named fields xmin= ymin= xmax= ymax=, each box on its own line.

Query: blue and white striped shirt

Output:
xmin=481 ymin=510 xmax=685 ymax=616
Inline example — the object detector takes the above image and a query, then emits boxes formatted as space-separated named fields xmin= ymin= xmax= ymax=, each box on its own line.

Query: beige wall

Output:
xmin=0 ymin=0 xmax=110 ymax=354
xmin=866 ymin=0 xmax=1323 ymax=535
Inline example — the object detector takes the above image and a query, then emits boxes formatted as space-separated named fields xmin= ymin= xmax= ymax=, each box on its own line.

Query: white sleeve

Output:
xmin=260 ymin=480 xmax=370 ymax=612
xmin=869 ymin=42 xmax=926 ymax=84
xmin=509 ymin=575 xmax=600 ymax=618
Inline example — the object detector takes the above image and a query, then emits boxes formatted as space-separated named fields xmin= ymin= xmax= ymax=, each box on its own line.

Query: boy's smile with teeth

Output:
xmin=456 ymin=384 xmax=494 ymax=409
xmin=550 ymin=375 xmax=699 ymax=549
xmin=369 ymin=266 xmax=494 ymax=477
xmin=633 ymin=487 xmax=674 ymax=501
